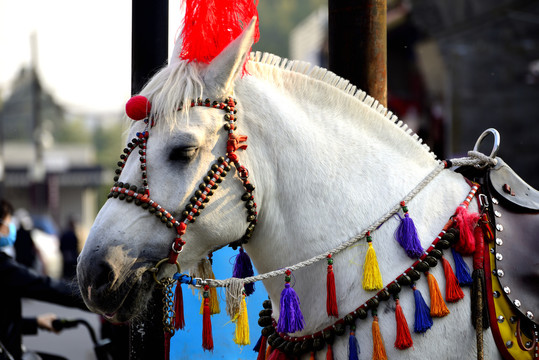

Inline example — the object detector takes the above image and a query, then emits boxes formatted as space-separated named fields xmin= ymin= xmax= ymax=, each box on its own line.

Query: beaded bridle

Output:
xmin=108 ymin=96 xmax=257 ymax=273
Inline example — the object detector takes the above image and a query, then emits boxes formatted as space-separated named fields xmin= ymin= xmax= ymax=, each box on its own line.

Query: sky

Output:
xmin=0 ymin=0 xmax=182 ymax=114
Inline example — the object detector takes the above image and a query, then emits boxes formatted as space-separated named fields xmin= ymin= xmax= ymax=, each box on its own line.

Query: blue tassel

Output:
xmin=253 ymin=333 xmax=263 ymax=352
xmin=233 ymin=247 xmax=255 ymax=295
xmin=412 ymin=285 xmax=433 ymax=333
xmin=395 ymin=203 xmax=424 ymax=258
xmin=348 ymin=326 xmax=360 ymax=360
xmin=451 ymin=248 xmax=473 ymax=286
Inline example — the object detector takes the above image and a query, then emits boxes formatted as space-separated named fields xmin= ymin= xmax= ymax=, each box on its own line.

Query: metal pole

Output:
xmin=328 ymin=0 xmax=387 ymax=107
xmin=129 ymin=1 xmax=168 ymax=359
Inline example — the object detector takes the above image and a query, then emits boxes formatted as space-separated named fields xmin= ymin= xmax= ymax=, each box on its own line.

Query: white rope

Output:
xmin=206 ymin=152 xmax=496 ymax=289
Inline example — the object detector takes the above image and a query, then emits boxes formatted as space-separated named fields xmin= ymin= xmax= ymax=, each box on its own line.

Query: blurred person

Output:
xmin=13 ymin=209 xmax=40 ymax=273
xmin=0 ymin=199 xmax=88 ymax=360
xmin=59 ymin=218 xmax=79 ymax=281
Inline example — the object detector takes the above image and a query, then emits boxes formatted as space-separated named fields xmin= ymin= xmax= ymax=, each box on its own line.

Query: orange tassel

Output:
xmin=309 ymin=351 xmax=315 ymax=360
xmin=394 ymin=298 xmax=413 ymax=350
xmin=427 ymin=272 xmax=450 ymax=317
xmin=326 ymin=254 xmax=339 ymax=317
xmin=372 ymin=314 xmax=387 ymax=360
xmin=441 ymin=257 xmax=464 ymax=302
xmin=265 ymin=345 xmax=272 ymax=360
xmin=202 ymin=285 xmax=214 ymax=351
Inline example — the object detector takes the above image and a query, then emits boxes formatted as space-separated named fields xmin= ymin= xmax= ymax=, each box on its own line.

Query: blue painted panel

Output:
xmin=170 ymin=246 xmax=269 ymax=359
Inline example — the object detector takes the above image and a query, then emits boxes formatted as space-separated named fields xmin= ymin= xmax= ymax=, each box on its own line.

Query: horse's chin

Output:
xmin=84 ymin=273 xmax=156 ymax=324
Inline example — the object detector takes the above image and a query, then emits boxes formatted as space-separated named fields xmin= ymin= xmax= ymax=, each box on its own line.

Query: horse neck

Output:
xmin=235 ymin=64 xmax=472 ymax=332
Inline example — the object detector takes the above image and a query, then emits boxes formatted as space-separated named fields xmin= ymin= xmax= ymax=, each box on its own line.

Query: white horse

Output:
xmin=77 ymin=20 xmax=502 ymax=359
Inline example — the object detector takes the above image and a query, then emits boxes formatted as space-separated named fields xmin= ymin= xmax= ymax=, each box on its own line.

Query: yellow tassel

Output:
xmin=233 ymin=294 xmax=250 ymax=346
xmin=372 ymin=315 xmax=387 ymax=360
xmin=427 ymin=272 xmax=450 ymax=317
xmin=363 ymin=236 xmax=383 ymax=290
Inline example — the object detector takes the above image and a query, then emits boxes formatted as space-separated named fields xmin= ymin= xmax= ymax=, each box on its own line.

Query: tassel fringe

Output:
xmin=202 ymin=285 xmax=214 ymax=351
xmin=441 ymin=256 xmax=464 ymax=302
xmin=453 ymin=206 xmax=480 ymax=255
xmin=233 ymin=247 xmax=256 ymax=296
xmin=395 ymin=202 xmax=424 ymax=258
xmin=256 ymin=336 xmax=267 ymax=360
xmin=326 ymin=254 xmax=339 ymax=317
xmin=451 ymin=248 xmax=473 ymax=285
xmin=394 ymin=298 xmax=413 ymax=350
xmin=277 ymin=270 xmax=305 ymax=333
xmin=372 ymin=314 xmax=388 ymax=360
xmin=427 ymin=272 xmax=450 ymax=317
xmin=363 ymin=233 xmax=383 ymax=290
xmin=233 ymin=293 xmax=250 ymax=346
xmin=412 ymin=286 xmax=433 ymax=333
xmin=174 ymin=283 xmax=185 ymax=330
xmin=348 ymin=326 xmax=360 ymax=360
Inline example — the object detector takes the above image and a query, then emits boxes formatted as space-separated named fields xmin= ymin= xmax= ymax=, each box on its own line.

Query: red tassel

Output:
xmin=256 ymin=336 xmax=267 ymax=360
xmin=164 ymin=331 xmax=171 ymax=360
xmin=174 ymin=283 xmax=185 ymax=330
xmin=202 ymin=285 xmax=214 ymax=351
xmin=394 ymin=298 xmax=413 ymax=350
xmin=441 ymin=257 xmax=464 ymax=302
xmin=267 ymin=348 xmax=287 ymax=360
xmin=473 ymin=217 xmax=486 ymax=271
xmin=326 ymin=254 xmax=339 ymax=317
xmin=453 ymin=206 xmax=480 ymax=255
xmin=180 ymin=0 xmax=260 ymax=64
xmin=309 ymin=352 xmax=315 ymax=360
xmin=326 ymin=343 xmax=334 ymax=360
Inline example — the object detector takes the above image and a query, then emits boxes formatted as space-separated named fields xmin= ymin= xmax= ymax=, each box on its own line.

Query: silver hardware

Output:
xmin=526 ymin=311 xmax=534 ymax=320
xmin=491 ymin=248 xmax=496 ymax=254
xmin=473 ymin=128 xmax=501 ymax=159
xmin=504 ymin=286 xmax=511 ymax=294
xmin=506 ymin=340 xmax=513 ymax=348
xmin=496 ymin=238 xmax=503 ymax=246
xmin=494 ymin=210 xmax=501 ymax=217
xmin=496 ymin=269 xmax=505 ymax=277
xmin=496 ymin=224 xmax=504 ymax=232
xmin=493 ymin=291 xmax=500 ymax=298
xmin=514 ymin=299 xmax=521 ymax=307
xmin=497 ymin=315 xmax=505 ymax=323
xmin=492 ymin=197 xmax=499 ymax=205
xmin=479 ymin=194 xmax=489 ymax=210
xmin=510 ymin=316 xmax=518 ymax=324
xmin=496 ymin=253 xmax=503 ymax=261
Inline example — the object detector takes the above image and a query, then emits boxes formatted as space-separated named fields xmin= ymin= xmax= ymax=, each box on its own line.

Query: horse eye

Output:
xmin=169 ymin=146 xmax=198 ymax=162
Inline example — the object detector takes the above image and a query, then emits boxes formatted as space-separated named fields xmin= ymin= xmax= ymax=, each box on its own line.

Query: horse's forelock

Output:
xmin=139 ymin=60 xmax=206 ymax=130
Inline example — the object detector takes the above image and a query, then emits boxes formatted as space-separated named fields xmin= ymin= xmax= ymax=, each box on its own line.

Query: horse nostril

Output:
xmin=92 ymin=261 xmax=114 ymax=291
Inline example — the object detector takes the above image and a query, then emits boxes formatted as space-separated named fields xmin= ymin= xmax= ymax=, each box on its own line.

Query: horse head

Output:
xmin=77 ymin=19 xmax=259 ymax=322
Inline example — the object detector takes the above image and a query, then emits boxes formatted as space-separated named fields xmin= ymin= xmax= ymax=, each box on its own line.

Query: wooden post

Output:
xmin=328 ymin=0 xmax=387 ymax=107
xmin=129 ymin=1 xmax=168 ymax=359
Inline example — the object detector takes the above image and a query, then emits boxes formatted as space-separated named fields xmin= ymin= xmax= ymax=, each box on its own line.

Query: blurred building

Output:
xmin=290 ymin=0 xmax=539 ymax=188
xmin=0 ymin=66 xmax=106 ymax=234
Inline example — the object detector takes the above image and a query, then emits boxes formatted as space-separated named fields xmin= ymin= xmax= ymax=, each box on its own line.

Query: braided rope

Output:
xmin=205 ymin=153 xmax=494 ymax=289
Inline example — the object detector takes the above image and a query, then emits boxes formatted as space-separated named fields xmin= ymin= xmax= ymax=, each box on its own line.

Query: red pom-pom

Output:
xmin=126 ymin=95 xmax=151 ymax=120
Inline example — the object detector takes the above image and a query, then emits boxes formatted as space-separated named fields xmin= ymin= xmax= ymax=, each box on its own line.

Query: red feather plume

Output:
xmin=180 ymin=0 xmax=260 ymax=64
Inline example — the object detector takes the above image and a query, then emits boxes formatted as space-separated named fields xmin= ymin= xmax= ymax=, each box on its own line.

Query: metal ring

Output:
xmin=151 ymin=257 xmax=181 ymax=285
xmin=473 ymin=128 xmax=500 ymax=159
xmin=171 ymin=242 xmax=183 ymax=254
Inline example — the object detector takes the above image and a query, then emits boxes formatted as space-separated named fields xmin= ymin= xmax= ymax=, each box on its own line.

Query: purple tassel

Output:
xmin=233 ymin=247 xmax=255 ymax=295
xmin=348 ymin=326 xmax=360 ymax=360
xmin=451 ymin=248 xmax=473 ymax=286
xmin=277 ymin=270 xmax=305 ymax=333
xmin=412 ymin=285 xmax=433 ymax=333
xmin=395 ymin=202 xmax=424 ymax=258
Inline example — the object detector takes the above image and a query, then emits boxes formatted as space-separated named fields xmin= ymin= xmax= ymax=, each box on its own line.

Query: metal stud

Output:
xmin=493 ymin=291 xmax=500 ymax=298
xmin=496 ymin=269 xmax=505 ymax=277
xmin=496 ymin=253 xmax=503 ymax=261
xmin=506 ymin=341 xmax=513 ymax=348
xmin=497 ymin=315 xmax=505 ymax=323
xmin=492 ymin=197 xmax=499 ymax=205
xmin=494 ymin=210 xmax=501 ymax=217
xmin=496 ymin=238 xmax=503 ymax=246
xmin=496 ymin=224 xmax=504 ymax=232
xmin=503 ymin=286 xmax=511 ymax=294
xmin=510 ymin=316 xmax=518 ymax=324
xmin=526 ymin=311 xmax=534 ymax=320
xmin=514 ymin=299 xmax=521 ymax=308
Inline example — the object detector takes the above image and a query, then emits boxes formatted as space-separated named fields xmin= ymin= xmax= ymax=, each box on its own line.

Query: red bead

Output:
xmin=125 ymin=95 xmax=151 ymax=120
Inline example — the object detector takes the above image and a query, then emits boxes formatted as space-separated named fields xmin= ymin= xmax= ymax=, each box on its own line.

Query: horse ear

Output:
xmin=204 ymin=16 xmax=257 ymax=93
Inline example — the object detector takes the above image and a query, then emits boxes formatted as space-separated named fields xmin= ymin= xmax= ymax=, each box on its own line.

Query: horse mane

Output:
xmin=138 ymin=49 xmax=436 ymax=161
xmin=246 ymin=51 xmax=437 ymax=160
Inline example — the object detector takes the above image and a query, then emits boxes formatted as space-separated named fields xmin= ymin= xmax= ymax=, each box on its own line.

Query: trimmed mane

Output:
xmin=246 ymin=51 xmax=437 ymax=160
xmin=138 ymin=49 xmax=436 ymax=162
